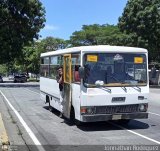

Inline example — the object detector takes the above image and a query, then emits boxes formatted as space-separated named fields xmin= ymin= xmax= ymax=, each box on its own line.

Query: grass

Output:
xmin=28 ymin=78 xmax=39 ymax=82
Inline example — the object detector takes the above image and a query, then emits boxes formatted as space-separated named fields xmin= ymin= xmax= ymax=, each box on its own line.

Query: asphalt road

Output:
xmin=0 ymin=87 xmax=160 ymax=151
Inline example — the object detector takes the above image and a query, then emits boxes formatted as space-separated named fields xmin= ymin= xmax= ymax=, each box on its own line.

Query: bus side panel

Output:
xmin=72 ymin=83 xmax=81 ymax=120
xmin=40 ymin=77 xmax=61 ymax=111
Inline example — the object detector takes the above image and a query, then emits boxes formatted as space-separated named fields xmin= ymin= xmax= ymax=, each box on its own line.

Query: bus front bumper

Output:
xmin=81 ymin=112 xmax=148 ymax=122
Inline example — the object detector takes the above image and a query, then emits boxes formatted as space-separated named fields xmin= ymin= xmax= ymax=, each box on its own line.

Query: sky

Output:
xmin=39 ymin=0 xmax=128 ymax=40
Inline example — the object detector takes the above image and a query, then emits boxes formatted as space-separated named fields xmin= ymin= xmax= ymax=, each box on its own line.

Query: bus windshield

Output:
xmin=83 ymin=53 xmax=147 ymax=87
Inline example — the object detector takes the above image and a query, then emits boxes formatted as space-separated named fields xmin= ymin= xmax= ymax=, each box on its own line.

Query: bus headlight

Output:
xmin=86 ymin=107 xmax=95 ymax=114
xmin=139 ymin=104 xmax=148 ymax=112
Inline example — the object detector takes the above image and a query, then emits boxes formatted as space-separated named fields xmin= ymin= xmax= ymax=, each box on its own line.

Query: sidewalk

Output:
xmin=0 ymin=113 xmax=10 ymax=150
xmin=0 ymin=91 xmax=32 ymax=150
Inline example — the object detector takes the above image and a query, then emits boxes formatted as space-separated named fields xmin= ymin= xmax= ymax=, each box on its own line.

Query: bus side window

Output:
xmin=71 ymin=53 xmax=80 ymax=83
xmin=50 ymin=55 xmax=63 ymax=79
xmin=40 ymin=57 xmax=49 ymax=77
xmin=74 ymin=65 xmax=80 ymax=82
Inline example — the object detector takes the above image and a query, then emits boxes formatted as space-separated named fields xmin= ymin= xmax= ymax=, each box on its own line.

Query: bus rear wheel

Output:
xmin=46 ymin=96 xmax=52 ymax=112
xmin=49 ymin=101 xmax=53 ymax=112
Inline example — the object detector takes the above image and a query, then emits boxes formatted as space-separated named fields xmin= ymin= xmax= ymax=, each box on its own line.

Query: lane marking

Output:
xmin=0 ymin=90 xmax=45 ymax=151
xmin=149 ymin=112 xmax=160 ymax=117
xmin=108 ymin=121 xmax=160 ymax=144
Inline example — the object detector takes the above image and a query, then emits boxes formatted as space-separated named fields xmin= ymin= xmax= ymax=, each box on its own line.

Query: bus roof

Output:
xmin=41 ymin=45 xmax=148 ymax=57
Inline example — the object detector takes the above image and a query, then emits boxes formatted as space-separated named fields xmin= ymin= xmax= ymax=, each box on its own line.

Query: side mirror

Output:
xmin=78 ymin=67 xmax=85 ymax=79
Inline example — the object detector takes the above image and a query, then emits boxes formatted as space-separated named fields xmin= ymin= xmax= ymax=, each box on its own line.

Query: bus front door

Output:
xmin=63 ymin=54 xmax=72 ymax=118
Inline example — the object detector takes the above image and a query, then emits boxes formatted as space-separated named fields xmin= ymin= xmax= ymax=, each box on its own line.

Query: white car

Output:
xmin=8 ymin=75 xmax=14 ymax=80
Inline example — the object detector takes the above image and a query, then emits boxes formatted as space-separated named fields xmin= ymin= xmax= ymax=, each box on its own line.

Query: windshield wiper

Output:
xmin=106 ymin=75 xmax=127 ymax=92
xmin=94 ymin=84 xmax=112 ymax=93
xmin=100 ymin=86 xmax=112 ymax=93
xmin=133 ymin=85 xmax=141 ymax=92
xmin=121 ymin=85 xmax=127 ymax=92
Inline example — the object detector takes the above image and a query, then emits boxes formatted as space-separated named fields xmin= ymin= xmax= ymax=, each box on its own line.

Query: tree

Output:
xmin=41 ymin=37 xmax=68 ymax=51
xmin=69 ymin=24 xmax=102 ymax=46
xmin=69 ymin=24 xmax=133 ymax=47
xmin=14 ymin=41 xmax=43 ymax=75
xmin=14 ymin=37 xmax=68 ymax=75
xmin=118 ymin=0 xmax=160 ymax=62
xmin=0 ymin=0 xmax=46 ymax=64
xmin=0 ymin=64 xmax=8 ymax=76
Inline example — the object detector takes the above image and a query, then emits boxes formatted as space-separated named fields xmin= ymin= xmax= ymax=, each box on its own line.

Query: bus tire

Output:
xmin=46 ymin=95 xmax=49 ymax=103
xmin=46 ymin=96 xmax=52 ymax=112
xmin=49 ymin=102 xmax=53 ymax=112
xmin=70 ymin=106 xmax=82 ymax=126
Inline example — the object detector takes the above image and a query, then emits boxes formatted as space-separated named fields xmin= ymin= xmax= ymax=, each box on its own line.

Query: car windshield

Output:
xmin=83 ymin=53 xmax=147 ymax=87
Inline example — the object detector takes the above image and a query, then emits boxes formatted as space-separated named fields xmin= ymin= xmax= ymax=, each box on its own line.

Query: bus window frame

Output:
xmin=82 ymin=52 xmax=148 ymax=88
xmin=71 ymin=53 xmax=81 ymax=83
xmin=40 ymin=57 xmax=50 ymax=77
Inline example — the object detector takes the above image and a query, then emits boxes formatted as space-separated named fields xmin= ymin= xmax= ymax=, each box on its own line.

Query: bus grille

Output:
xmin=95 ymin=104 xmax=139 ymax=114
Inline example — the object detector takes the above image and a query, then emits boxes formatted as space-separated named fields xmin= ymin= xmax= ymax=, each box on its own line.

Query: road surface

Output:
xmin=0 ymin=87 xmax=160 ymax=151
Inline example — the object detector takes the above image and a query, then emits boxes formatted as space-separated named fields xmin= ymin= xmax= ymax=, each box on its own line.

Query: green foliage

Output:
xmin=14 ymin=37 xmax=68 ymax=74
xmin=41 ymin=37 xmax=68 ymax=51
xmin=0 ymin=0 xmax=46 ymax=64
xmin=0 ymin=64 xmax=8 ymax=76
xmin=69 ymin=24 xmax=132 ymax=47
xmin=70 ymin=24 xmax=102 ymax=46
xmin=14 ymin=41 xmax=42 ymax=74
xmin=118 ymin=0 xmax=160 ymax=62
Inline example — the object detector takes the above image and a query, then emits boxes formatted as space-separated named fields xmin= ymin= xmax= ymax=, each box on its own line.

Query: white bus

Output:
xmin=40 ymin=45 xmax=149 ymax=125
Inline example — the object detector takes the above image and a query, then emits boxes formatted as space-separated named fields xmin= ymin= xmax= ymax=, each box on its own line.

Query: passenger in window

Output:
xmin=56 ymin=66 xmax=64 ymax=118
xmin=74 ymin=65 xmax=80 ymax=82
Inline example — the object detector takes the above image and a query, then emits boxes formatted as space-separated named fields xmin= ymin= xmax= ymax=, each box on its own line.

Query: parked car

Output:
xmin=0 ymin=76 xmax=3 ymax=83
xmin=14 ymin=74 xmax=27 ymax=83
xmin=8 ymin=75 xmax=14 ymax=80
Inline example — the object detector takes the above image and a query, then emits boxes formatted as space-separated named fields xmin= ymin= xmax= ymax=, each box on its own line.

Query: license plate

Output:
xmin=112 ymin=114 xmax=122 ymax=120
xmin=112 ymin=97 xmax=125 ymax=102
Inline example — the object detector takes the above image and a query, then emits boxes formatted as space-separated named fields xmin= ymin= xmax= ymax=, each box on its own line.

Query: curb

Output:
xmin=0 ymin=113 xmax=10 ymax=150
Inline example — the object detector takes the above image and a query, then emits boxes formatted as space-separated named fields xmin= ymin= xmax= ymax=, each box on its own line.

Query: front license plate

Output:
xmin=112 ymin=114 xmax=122 ymax=120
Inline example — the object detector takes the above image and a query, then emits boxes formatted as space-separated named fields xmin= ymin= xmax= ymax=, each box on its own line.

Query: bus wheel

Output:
xmin=48 ymin=101 xmax=53 ymax=112
xmin=70 ymin=106 xmax=82 ymax=126
xmin=46 ymin=96 xmax=52 ymax=112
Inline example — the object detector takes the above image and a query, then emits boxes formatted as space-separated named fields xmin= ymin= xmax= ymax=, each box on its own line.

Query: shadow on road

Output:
xmin=43 ymin=106 xmax=60 ymax=116
xmin=43 ymin=105 xmax=149 ymax=131
xmin=77 ymin=120 xmax=149 ymax=132
xmin=43 ymin=105 xmax=75 ymax=126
